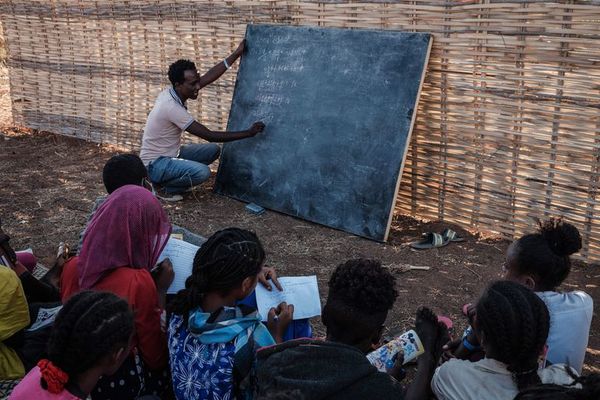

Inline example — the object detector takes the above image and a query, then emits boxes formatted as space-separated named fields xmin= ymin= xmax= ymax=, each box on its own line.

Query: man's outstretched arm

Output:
xmin=198 ymin=40 xmax=245 ymax=89
xmin=186 ymin=120 xmax=264 ymax=143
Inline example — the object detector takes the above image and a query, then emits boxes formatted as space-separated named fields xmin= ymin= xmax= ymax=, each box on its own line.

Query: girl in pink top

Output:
xmin=10 ymin=291 xmax=134 ymax=400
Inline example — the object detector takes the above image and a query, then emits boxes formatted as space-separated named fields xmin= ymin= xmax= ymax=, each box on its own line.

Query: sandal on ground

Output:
xmin=441 ymin=228 xmax=465 ymax=243
xmin=409 ymin=232 xmax=449 ymax=250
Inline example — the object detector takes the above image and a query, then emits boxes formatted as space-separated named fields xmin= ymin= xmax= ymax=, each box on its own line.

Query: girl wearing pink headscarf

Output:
xmin=60 ymin=185 xmax=172 ymax=399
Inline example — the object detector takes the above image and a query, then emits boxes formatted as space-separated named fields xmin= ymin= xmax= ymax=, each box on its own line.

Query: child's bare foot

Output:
xmin=415 ymin=307 xmax=439 ymax=355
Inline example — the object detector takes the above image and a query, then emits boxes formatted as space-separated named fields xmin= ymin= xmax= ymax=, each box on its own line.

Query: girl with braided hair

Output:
xmin=503 ymin=218 xmax=592 ymax=373
xmin=445 ymin=219 xmax=592 ymax=374
xmin=10 ymin=291 xmax=134 ymax=399
xmin=168 ymin=227 xmax=293 ymax=400
xmin=432 ymin=281 xmax=577 ymax=400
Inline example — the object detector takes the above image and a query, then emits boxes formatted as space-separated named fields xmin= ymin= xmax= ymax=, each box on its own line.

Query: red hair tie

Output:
xmin=37 ymin=359 xmax=69 ymax=394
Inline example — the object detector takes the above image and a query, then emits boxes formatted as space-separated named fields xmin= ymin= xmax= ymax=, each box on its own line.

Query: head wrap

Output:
xmin=78 ymin=185 xmax=171 ymax=289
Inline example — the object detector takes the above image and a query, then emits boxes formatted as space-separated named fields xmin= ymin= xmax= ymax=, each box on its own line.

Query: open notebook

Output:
xmin=158 ymin=238 xmax=199 ymax=294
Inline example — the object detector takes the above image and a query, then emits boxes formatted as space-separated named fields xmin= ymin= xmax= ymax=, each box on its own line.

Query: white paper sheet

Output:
xmin=255 ymin=275 xmax=321 ymax=321
xmin=157 ymin=238 xmax=200 ymax=294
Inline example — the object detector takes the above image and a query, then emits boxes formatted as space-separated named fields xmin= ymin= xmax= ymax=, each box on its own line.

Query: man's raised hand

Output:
xmin=248 ymin=121 xmax=265 ymax=136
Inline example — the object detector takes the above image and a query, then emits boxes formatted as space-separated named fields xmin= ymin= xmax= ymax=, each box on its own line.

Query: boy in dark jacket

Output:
xmin=255 ymin=259 xmax=446 ymax=400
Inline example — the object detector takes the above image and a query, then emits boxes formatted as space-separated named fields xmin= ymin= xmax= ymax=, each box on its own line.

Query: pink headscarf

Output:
xmin=78 ymin=185 xmax=172 ymax=289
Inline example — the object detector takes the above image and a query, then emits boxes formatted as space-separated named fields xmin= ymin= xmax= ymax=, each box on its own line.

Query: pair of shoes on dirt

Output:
xmin=409 ymin=228 xmax=464 ymax=250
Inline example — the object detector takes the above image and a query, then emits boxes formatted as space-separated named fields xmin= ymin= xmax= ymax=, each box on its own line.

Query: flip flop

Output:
xmin=409 ymin=232 xmax=449 ymax=250
xmin=442 ymin=228 xmax=465 ymax=243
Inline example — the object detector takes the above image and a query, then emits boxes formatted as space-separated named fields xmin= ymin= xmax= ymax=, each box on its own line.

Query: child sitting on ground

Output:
xmin=0 ymin=267 xmax=29 ymax=382
xmin=255 ymin=259 xmax=447 ymax=400
xmin=76 ymin=153 xmax=206 ymax=253
xmin=450 ymin=219 xmax=593 ymax=373
xmin=432 ymin=280 xmax=577 ymax=400
xmin=10 ymin=291 xmax=134 ymax=400
xmin=167 ymin=228 xmax=293 ymax=400
xmin=502 ymin=218 xmax=592 ymax=373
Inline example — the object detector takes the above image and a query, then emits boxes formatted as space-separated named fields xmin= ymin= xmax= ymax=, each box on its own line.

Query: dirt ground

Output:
xmin=0 ymin=126 xmax=598 ymax=374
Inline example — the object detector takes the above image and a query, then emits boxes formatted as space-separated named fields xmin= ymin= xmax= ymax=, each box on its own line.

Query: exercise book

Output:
xmin=255 ymin=275 xmax=321 ymax=321
xmin=158 ymin=238 xmax=199 ymax=294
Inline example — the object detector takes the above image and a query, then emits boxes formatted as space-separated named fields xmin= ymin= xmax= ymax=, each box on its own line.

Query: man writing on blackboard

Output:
xmin=140 ymin=40 xmax=264 ymax=201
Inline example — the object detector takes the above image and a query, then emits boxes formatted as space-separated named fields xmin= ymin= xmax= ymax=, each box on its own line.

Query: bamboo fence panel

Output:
xmin=1 ymin=1 xmax=600 ymax=261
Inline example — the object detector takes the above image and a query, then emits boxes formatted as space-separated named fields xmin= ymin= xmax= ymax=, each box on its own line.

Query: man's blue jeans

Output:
xmin=148 ymin=144 xmax=221 ymax=194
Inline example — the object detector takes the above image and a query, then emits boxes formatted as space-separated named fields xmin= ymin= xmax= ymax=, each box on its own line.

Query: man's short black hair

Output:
xmin=322 ymin=259 xmax=398 ymax=345
xmin=168 ymin=59 xmax=197 ymax=86
xmin=102 ymin=154 xmax=147 ymax=194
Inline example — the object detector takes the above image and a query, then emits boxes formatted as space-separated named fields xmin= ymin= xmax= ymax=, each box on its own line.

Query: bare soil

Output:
xmin=0 ymin=126 xmax=598 ymax=373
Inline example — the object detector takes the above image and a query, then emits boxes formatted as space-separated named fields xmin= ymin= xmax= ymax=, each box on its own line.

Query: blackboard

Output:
xmin=214 ymin=25 xmax=432 ymax=241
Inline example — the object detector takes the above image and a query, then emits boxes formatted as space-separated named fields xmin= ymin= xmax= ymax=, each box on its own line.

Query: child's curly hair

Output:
xmin=322 ymin=259 xmax=398 ymax=345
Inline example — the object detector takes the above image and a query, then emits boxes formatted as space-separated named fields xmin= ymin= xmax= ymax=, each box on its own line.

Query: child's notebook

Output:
xmin=158 ymin=238 xmax=199 ymax=294
xmin=255 ymin=275 xmax=321 ymax=321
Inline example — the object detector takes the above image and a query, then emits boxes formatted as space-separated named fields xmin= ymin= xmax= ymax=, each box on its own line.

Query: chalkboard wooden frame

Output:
xmin=215 ymin=24 xmax=432 ymax=241
xmin=383 ymin=31 xmax=432 ymax=241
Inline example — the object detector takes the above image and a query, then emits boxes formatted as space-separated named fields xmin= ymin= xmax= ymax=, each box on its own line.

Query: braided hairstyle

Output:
xmin=41 ymin=291 xmax=133 ymax=392
xmin=322 ymin=259 xmax=398 ymax=346
xmin=514 ymin=372 xmax=600 ymax=400
xmin=510 ymin=218 xmax=582 ymax=290
xmin=169 ymin=228 xmax=265 ymax=324
xmin=476 ymin=281 xmax=550 ymax=391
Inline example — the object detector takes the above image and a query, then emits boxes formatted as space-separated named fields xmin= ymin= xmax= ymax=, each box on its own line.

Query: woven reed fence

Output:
xmin=2 ymin=1 xmax=600 ymax=261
